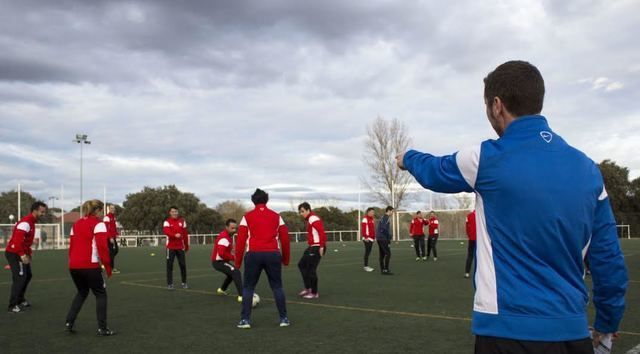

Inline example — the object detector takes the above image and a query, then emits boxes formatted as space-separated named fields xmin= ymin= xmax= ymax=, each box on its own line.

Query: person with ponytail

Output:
xmin=65 ymin=199 xmax=115 ymax=336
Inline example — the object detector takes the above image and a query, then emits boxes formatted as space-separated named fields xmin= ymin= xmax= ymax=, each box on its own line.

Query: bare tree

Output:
xmin=363 ymin=117 xmax=413 ymax=209
xmin=215 ymin=200 xmax=248 ymax=223
xmin=454 ymin=193 xmax=475 ymax=210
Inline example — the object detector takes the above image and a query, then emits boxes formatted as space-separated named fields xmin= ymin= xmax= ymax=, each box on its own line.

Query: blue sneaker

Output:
xmin=279 ymin=317 xmax=290 ymax=327
xmin=237 ymin=319 xmax=251 ymax=329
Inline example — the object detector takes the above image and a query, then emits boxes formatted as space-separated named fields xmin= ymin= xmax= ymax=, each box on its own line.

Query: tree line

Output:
xmin=1 ymin=158 xmax=638 ymax=236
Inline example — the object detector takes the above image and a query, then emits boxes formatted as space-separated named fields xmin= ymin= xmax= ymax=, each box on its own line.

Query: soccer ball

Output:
xmin=252 ymin=293 xmax=260 ymax=308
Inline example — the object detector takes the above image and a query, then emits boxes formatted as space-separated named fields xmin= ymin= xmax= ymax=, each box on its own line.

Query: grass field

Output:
xmin=1 ymin=240 xmax=639 ymax=353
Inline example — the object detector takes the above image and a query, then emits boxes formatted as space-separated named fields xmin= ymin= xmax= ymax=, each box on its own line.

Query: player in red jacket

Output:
xmin=163 ymin=206 xmax=189 ymax=290
xmin=409 ymin=211 xmax=428 ymax=261
xmin=212 ymin=219 xmax=243 ymax=302
xmin=64 ymin=200 xmax=115 ymax=336
xmin=103 ymin=204 xmax=120 ymax=274
xmin=361 ymin=207 xmax=376 ymax=272
xmin=465 ymin=210 xmax=477 ymax=278
xmin=235 ymin=189 xmax=290 ymax=329
xmin=5 ymin=201 xmax=47 ymax=313
xmin=297 ymin=202 xmax=327 ymax=299
xmin=426 ymin=211 xmax=440 ymax=261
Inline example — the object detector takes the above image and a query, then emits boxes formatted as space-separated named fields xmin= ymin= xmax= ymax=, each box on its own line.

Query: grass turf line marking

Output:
xmin=120 ymin=280 xmax=472 ymax=322
xmin=626 ymin=343 xmax=640 ymax=354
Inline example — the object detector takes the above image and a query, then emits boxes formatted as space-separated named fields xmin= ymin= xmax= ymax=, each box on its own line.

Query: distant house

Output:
xmin=54 ymin=212 xmax=82 ymax=236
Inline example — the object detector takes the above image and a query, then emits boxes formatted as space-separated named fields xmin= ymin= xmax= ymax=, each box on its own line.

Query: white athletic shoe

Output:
xmin=464 ymin=273 xmax=470 ymax=278
xmin=433 ymin=257 xmax=438 ymax=262
xmin=364 ymin=266 xmax=374 ymax=272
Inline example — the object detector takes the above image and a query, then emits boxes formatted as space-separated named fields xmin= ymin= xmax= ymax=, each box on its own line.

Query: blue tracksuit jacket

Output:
xmin=403 ymin=115 xmax=628 ymax=341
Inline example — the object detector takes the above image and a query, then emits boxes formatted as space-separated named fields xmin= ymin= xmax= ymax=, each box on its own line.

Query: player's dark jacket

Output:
xmin=376 ymin=215 xmax=391 ymax=241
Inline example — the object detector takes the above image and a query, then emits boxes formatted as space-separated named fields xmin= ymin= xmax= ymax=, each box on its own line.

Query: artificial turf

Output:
xmin=1 ymin=239 xmax=638 ymax=353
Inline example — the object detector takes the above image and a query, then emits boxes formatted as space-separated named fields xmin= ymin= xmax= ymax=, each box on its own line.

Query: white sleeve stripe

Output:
xmin=16 ymin=222 xmax=31 ymax=232
xmin=94 ymin=223 xmax=107 ymax=234
xmin=456 ymin=144 xmax=481 ymax=189
xmin=103 ymin=216 xmax=110 ymax=222
xmin=598 ymin=186 xmax=608 ymax=201
xmin=308 ymin=215 xmax=320 ymax=224
xmin=183 ymin=221 xmax=187 ymax=228
xmin=240 ymin=217 xmax=248 ymax=227
xmin=163 ymin=221 xmax=170 ymax=227
xmin=218 ymin=238 xmax=231 ymax=247
xmin=279 ymin=216 xmax=285 ymax=227
xmin=361 ymin=218 xmax=367 ymax=223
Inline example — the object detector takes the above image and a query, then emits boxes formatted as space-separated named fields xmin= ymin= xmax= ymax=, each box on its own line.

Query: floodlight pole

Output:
xmin=73 ymin=134 xmax=91 ymax=217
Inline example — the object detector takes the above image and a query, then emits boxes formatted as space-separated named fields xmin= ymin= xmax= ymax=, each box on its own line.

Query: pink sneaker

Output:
xmin=302 ymin=293 xmax=319 ymax=299
xmin=298 ymin=288 xmax=311 ymax=296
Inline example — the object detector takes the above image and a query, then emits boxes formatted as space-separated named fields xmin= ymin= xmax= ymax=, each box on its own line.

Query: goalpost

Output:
xmin=0 ymin=223 xmax=62 ymax=250
xmin=617 ymin=224 xmax=632 ymax=239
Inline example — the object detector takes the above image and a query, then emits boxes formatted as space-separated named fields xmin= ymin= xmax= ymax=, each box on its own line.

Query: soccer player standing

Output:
xmin=397 ymin=60 xmax=627 ymax=353
xmin=163 ymin=206 xmax=189 ymax=290
xmin=361 ymin=207 xmax=376 ymax=272
xmin=64 ymin=200 xmax=114 ymax=336
xmin=103 ymin=204 xmax=120 ymax=274
xmin=409 ymin=211 xmax=427 ymax=261
xmin=5 ymin=201 xmax=47 ymax=313
xmin=297 ymin=202 xmax=327 ymax=299
xmin=235 ymin=189 xmax=291 ymax=329
xmin=212 ymin=219 xmax=243 ymax=302
xmin=426 ymin=211 xmax=439 ymax=261
xmin=464 ymin=210 xmax=476 ymax=278
xmin=376 ymin=206 xmax=394 ymax=275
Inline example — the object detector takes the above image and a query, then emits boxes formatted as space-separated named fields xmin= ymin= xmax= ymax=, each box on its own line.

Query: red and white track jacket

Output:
xmin=163 ymin=217 xmax=189 ymax=251
xmin=409 ymin=217 xmax=427 ymax=237
xmin=305 ymin=212 xmax=326 ymax=248
xmin=103 ymin=213 xmax=119 ymax=239
xmin=5 ymin=214 xmax=37 ymax=256
xmin=361 ymin=215 xmax=375 ymax=241
xmin=235 ymin=204 xmax=290 ymax=268
xmin=68 ymin=216 xmax=112 ymax=277
xmin=466 ymin=211 xmax=476 ymax=241
xmin=428 ymin=216 xmax=439 ymax=236
xmin=212 ymin=230 xmax=234 ymax=262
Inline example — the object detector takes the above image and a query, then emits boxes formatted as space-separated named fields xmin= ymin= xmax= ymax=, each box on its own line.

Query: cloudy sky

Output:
xmin=1 ymin=0 xmax=638 ymax=212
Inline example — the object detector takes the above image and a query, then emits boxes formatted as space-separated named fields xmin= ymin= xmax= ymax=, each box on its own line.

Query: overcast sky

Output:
xmin=1 ymin=0 xmax=638 ymax=212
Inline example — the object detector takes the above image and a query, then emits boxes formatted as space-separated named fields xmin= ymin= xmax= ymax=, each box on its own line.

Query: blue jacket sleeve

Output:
xmin=403 ymin=149 xmax=476 ymax=193
xmin=588 ymin=190 xmax=628 ymax=333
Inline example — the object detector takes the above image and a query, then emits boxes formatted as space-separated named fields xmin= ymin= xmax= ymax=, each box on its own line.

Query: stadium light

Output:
xmin=73 ymin=134 xmax=91 ymax=216
xmin=48 ymin=196 xmax=58 ymax=209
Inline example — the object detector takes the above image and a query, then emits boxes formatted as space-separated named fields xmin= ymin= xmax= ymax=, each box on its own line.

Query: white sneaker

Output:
xmin=464 ymin=273 xmax=470 ymax=278
xmin=433 ymin=257 xmax=438 ymax=262
xmin=364 ymin=266 xmax=374 ymax=272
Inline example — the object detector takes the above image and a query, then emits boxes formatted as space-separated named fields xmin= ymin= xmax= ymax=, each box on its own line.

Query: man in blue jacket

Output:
xmin=376 ymin=206 xmax=394 ymax=275
xmin=397 ymin=60 xmax=627 ymax=353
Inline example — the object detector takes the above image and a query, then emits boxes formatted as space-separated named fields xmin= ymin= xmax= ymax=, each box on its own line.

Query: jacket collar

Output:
xmin=305 ymin=212 xmax=315 ymax=221
xmin=503 ymin=115 xmax=549 ymax=137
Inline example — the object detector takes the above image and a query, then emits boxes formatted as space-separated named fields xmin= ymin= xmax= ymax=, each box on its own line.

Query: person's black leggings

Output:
xmin=363 ymin=241 xmax=373 ymax=267
xmin=212 ymin=261 xmax=243 ymax=295
xmin=66 ymin=268 xmax=108 ymax=329
xmin=413 ymin=235 xmax=425 ymax=257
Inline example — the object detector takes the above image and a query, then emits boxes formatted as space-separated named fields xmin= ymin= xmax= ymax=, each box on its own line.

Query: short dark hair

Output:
xmin=416 ymin=211 xmax=422 ymax=215
xmin=484 ymin=60 xmax=545 ymax=117
xmin=168 ymin=206 xmax=179 ymax=211
xmin=385 ymin=206 xmax=394 ymax=212
xmin=365 ymin=207 xmax=375 ymax=213
xmin=225 ymin=218 xmax=237 ymax=226
xmin=251 ymin=188 xmax=269 ymax=205
xmin=31 ymin=201 xmax=47 ymax=212
xmin=298 ymin=202 xmax=311 ymax=212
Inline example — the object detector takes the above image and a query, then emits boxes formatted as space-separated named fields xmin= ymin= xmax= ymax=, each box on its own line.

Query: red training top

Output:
xmin=361 ymin=215 xmax=375 ymax=241
xmin=212 ymin=229 xmax=235 ymax=262
xmin=103 ymin=212 xmax=119 ymax=239
xmin=466 ymin=210 xmax=476 ymax=241
xmin=5 ymin=213 xmax=37 ymax=256
xmin=409 ymin=217 xmax=427 ymax=237
xmin=68 ymin=216 xmax=112 ymax=277
xmin=428 ymin=216 xmax=439 ymax=236
xmin=163 ymin=217 xmax=190 ymax=251
xmin=306 ymin=212 xmax=327 ymax=247
xmin=235 ymin=204 xmax=290 ymax=268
